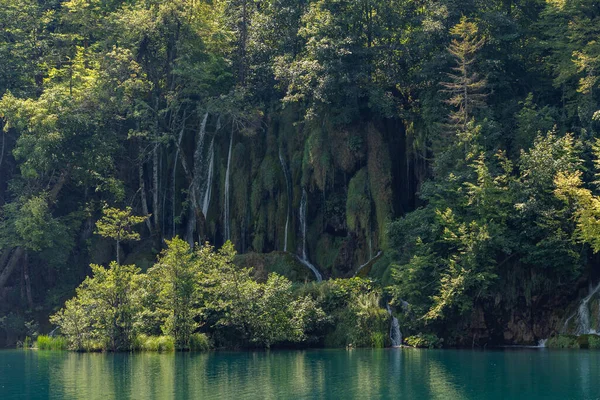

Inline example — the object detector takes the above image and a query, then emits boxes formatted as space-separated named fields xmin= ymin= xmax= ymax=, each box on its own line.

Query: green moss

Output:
xmin=235 ymin=251 xmax=314 ymax=282
xmin=315 ymin=235 xmax=342 ymax=275
xmin=346 ymin=168 xmax=371 ymax=232
xmin=546 ymin=334 xmax=580 ymax=349
xmin=366 ymin=125 xmax=393 ymax=249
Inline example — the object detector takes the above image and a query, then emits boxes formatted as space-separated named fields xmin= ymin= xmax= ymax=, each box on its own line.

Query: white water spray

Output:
xmin=278 ymin=147 xmax=291 ymax=252
xmin=298 ymin=189 xmax=322 ymax=282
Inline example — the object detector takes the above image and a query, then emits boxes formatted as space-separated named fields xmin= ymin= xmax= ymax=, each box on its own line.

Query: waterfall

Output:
xmin=562 ymin=281 xmax=600 ymax=335
xmin=278 ymin=147 xmax=291 ymax=252
xmin=537 ymin=338 xmax=548 ymax=348
xmin=172 ymin=120 xmax=186 ymax=237
xmin=386 ymin=304 xmax=402 ymax=347
xmin=576 ymin=282 xmax=600 ymax=335
xmin=185 ymin=112 xmax=210 ymax=247
xmin=223 ymin=128 xmax=233 ymax=242
xmin=298 ymin=189 xmax=322 ymax=282
xmin=202 ymin=139 xmax=215 ymax=217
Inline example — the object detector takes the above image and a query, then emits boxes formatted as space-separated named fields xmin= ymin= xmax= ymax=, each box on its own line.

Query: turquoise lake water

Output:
xmin=1 ymin=348 xmax=600 ymax=399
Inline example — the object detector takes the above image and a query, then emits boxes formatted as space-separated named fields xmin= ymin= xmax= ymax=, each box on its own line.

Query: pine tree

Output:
xmin=441 ymin=17 xmax=487 ymax=132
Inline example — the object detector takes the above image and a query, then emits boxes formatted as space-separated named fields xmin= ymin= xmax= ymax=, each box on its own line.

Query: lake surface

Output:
xmin=1 ymin=348 xmax=600 ymax=399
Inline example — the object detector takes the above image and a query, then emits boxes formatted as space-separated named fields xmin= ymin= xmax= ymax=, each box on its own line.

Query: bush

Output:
xmin=134 ymin=335 xmax=175 ymax=352
xmin=405 ymin=333 xmax=443 ymax=349
xmin=189 ymin=333 xmax=211 ymax=351
xmin=546 ymin=334 xmax=579 ymax=349
xmin=36 ymin=335 xmax=68 ymax=350
xmin=587 ymin=335 xmax=600 ymax=349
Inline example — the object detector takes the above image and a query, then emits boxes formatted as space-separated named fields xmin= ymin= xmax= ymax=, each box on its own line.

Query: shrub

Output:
xmin=135 ymin=335 xmax=175 ymax=352
xmin=405 ymin=333 xmax=443 ymax=349
xmin=546 ymin=335 xmax=579 ymax=349
xmin=587 ymin=335 xmax=600 ymax=349
xmin=36 ymin=335 xmax=68 ymax=350
xmin=190 ymin=333 xmax=211 ymax=351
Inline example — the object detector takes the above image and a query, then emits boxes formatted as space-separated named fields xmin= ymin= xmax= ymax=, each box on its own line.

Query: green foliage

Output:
xmin=50 ymin=262 xmax=142 ymax=351
xmin=95 ymin=206 xmax=148 ymax=262
xmin=297 ymin=278 xmax=388 ymax=348
xmin=36 ymin=335 xmax=68 ymax=351
xmin=189 ymin=333 xmax=211 ymax=351
xmin=133 ymin=335 xmax=175 ymax=352
xmin=441 ymin=17 xmax=487 ymax=131
xmin=547 ymin=335 xmax=580 ymax=349
xmin=96 ymin=206 xmax=148 ymax=243
xmin=587 ymin=335 xmax=600 ymax=349
xmin=146 ymin=237 xmax=200 ymax=350
xmin=404 ymin=334 xmax=443 ymax=349
xmin=2 ymin=0 xmax=600 ymax=350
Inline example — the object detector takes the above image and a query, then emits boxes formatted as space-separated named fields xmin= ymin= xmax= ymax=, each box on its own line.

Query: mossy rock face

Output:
xmin=546 ymin=334 xmax=580 ymax=349
xmin=122 ymin=239 xmax=156 ymax=271
xmin=234 ymin=251 xmax=314 ymax=282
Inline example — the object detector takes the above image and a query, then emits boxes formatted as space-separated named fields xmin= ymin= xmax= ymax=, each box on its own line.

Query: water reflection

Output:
xmin=3 ymin=348 xmax=600 ymax=399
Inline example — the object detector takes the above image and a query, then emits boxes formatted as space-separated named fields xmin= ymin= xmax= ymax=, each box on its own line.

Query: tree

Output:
xmin=95 ymin=206 xmax=148 ymax=263
xmin=147 ymin=237 xmax=200 ymax=349
xmin=51 ymin=262 xmax=142 ymax=351
xmin=441 ymin=17 xmax=487 ymax=132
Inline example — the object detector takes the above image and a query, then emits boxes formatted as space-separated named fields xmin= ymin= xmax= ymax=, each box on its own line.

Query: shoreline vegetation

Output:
xmin=43 ymin=235 xmax=395 ymax=352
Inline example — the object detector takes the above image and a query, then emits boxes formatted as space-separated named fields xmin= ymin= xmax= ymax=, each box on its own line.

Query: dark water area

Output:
xmin=1 ymin=348 xmax=600 ymax=399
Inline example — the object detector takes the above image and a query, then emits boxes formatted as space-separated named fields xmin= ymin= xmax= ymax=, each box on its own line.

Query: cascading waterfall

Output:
xmin=562 ymin=281 xmax=600 ymax=335
xmin=223 ymin=128 xmax=233 ymax=242
xmin=386 ymin=303 xmax=402 ymax=347
xmin=172 ymin=119 xmax=186 ymax=237
xmin=576 ymin=282 xmax=600 ymax=335
xmin=185 ymin=112 xmax=209 ymax=246
xmin=278 ymin=147 xmax=291 ymax=252
xmin=201 ymin=116 xmax=219 ymax=218
xmin=202 ymin=139 xmax=215 ymax=218
xmin=298 ymin=189 xmax=323 ymax=282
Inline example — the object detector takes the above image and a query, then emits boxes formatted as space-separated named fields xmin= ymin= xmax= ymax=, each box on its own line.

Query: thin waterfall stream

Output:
xmin=278 ymin=147 xmax=291 ymax=252
xmin=298 ymin=189 xmax=322 ymax=282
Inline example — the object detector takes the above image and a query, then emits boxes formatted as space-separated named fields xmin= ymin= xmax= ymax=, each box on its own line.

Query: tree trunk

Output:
xmin=0 ymin=131 xmax=5 ymax=170
xmin=0 ymin=247 xmax=25 ymax=289
xmin=139 ymin=161 xmax=153 ymax=232
xmin=23 ymin=251 xmax=33 ymax=309
xmin=0 ymin=249 xmax=12 ymax=272
xmin=153 ymin=97 xmax=161 ymax=235
xmin=116 ymin=239 xmax=120 ymax=265
xmin=153 ymin=142 xmax=160 ymax=233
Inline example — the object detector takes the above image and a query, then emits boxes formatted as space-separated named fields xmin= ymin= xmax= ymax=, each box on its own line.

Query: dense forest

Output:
xmin=1 ymin=0 xmax=600 ymax=349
